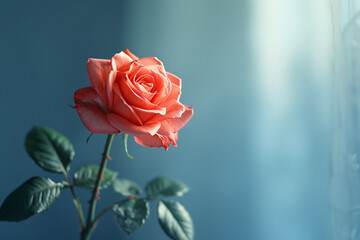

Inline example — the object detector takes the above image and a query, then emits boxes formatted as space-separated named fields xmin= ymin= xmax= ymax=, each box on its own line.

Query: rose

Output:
xmin=74 ymin=49 xmax=193 ymax=150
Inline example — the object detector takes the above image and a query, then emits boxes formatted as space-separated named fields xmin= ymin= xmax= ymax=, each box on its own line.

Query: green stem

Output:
xmin=63 ymin=170 xmax=85 ymax=230
xmin=81 ymin=134 xmax=115 ymax=240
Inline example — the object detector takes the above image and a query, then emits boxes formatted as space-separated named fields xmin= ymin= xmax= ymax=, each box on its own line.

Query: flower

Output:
xmin=74 ymin=49 xmax=193 ymax=150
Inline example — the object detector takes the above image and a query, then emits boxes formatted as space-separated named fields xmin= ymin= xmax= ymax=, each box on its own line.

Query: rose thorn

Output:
xmin=101 ymin=153 xmax=112 ymax=160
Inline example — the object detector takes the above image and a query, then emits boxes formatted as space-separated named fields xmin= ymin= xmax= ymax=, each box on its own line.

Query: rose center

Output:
xmin=136 ymin=74 xmax=155 ymax=93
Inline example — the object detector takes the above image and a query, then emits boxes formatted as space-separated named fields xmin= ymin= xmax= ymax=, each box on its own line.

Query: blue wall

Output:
xmin=0 ymin=1 xmax=331 ymax=240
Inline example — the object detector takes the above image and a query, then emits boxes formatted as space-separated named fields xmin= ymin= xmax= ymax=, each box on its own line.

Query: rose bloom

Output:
xmin=74 ymin=50 xmax=193 ymax=150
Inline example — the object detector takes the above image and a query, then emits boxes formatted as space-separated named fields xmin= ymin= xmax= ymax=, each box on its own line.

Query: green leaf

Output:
xmin=146 ymin=177 xmax=189 ymax=197
xmin=0 ymin=177 xmax=64 ymax=222
xmin=73 ymin=165 xmax=118 ymax=189
xmin=158 ymin=201 xmax=194 ymax=240
xmin=113 ymin=178 xmax=142 ymax=197
xmin=124 ymin=134 xmax=135 ymax=159
xmin=112 ymin=199 xmax=149 ymax=236
xmin=25 ymin=126 xmax=75 ymax=173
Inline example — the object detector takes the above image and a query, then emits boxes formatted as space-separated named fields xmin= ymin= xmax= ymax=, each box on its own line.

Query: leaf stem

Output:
xmin=63 ymin=170 xmax=85 ymax=230
xmin=90 ymin=197 xmax=160 ymax=230
xmin=81 ymin=134 xmax=115 ymax=240
xmin=91 ymin=200 xmax=126 ymax=230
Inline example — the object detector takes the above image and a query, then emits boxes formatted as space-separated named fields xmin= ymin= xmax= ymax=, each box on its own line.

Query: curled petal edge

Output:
xmin=134 ymin=132 xmax=178 ymax=150
xmin=107 ymin=113 xmax=161 ymax=136
xmin=157 ymin=106 xmax=194 ymax=135
xmin=124 ymin=49 xmax=139 ymax=60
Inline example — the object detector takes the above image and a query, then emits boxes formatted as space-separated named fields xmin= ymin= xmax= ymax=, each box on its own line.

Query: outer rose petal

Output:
xmin=134 ymin=134 xmax=163 ymax=148
xmin=74 ymin=87 xmax=107 ymax=113
xmin=111 ymin=51 xmax=133 ymax=71
xmin=147 ymin=102 xmax=186 ymax=124
xmin=157 ymin=106 xmax=194 ymax=135
xmin=75 ymin=105 xmax=119 ymax=134
xmin=74 ymin=87 xmax=119 ymax=134
xmin=124 ymin=49 xmax=139 ymax=60
xmin=106 ymin=70 xmax=116 ymax=109
xmin=134 ymin=132 xmax=178 ymax=150
xmin=87 ymin=58 xmax=111 ymax=102
xmin=167 ymin=72 xmax=181 ymax=87
xmin=107 ymin=113 xmax=161 ymax=136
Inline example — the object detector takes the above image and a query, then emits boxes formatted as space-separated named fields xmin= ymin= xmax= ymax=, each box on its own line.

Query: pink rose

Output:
xmin=74 ymin=49 xmax=193 ymax=150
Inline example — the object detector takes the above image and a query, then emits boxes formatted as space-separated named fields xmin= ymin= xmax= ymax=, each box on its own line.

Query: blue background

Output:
xmin=0 ymin=1 xmax=332 ymax=240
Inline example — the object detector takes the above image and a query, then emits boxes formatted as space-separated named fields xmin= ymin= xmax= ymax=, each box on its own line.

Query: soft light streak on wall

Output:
xmin=251 ymin=0 xmax=332 ymax=239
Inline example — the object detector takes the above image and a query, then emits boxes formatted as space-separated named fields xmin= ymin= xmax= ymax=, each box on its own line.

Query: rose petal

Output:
xmin=74 ymin=87 xmax=119 ymax=134
xmin=106 ymin=70 xmax=117 ymax=109
xmin=74 ymin=87 xmax=107 ymax=112
xmin=165 ymin=132 xmax=179 ymax=147
xmin=151 ymin=73 xmax=172 ymax=104
xmin=87 ymin=58 xmax=111 ymax=102
xmin=75 ymin=105 xmax=119 ymax=134
xmin=124 ymin=49 xmax=139 ymax=60
xmin=111 ymin=51 xmax=134 ymax=71
xmin=134 ymin=134 xmax=163 ymax=148
xmin=112 ymin=83 xmax=143 ymax=125
xmin=147 ymin=102 xmax=186 ymax=124
xmin=132 ymin=67 xmax=157 ymax=100
xmin=138 ymin=57 xmax=167 ymax=76
xmin=107 ymin=113 xmax=161 ymax=136
xmin=138 ymin=57 xmax=163 ymax=67
xmin=119 ymin=75 xmax=158 ymax=109
xmin=134 ymin=132 xmax=178 ymax=150
xmin=156 ymin=82 xmax=181 ymax=107
xmin=167 ymin=72 xmax=181 ymax=87
xmin=167 ymin=83 xmax=181 ymax=102
xmin=157 ymin=106 xmax=194 ymax=135
xmin=120 ymin=62 xmax=142 ymax=84
xmin=132 ymin=106 xmax=166 ymax=123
